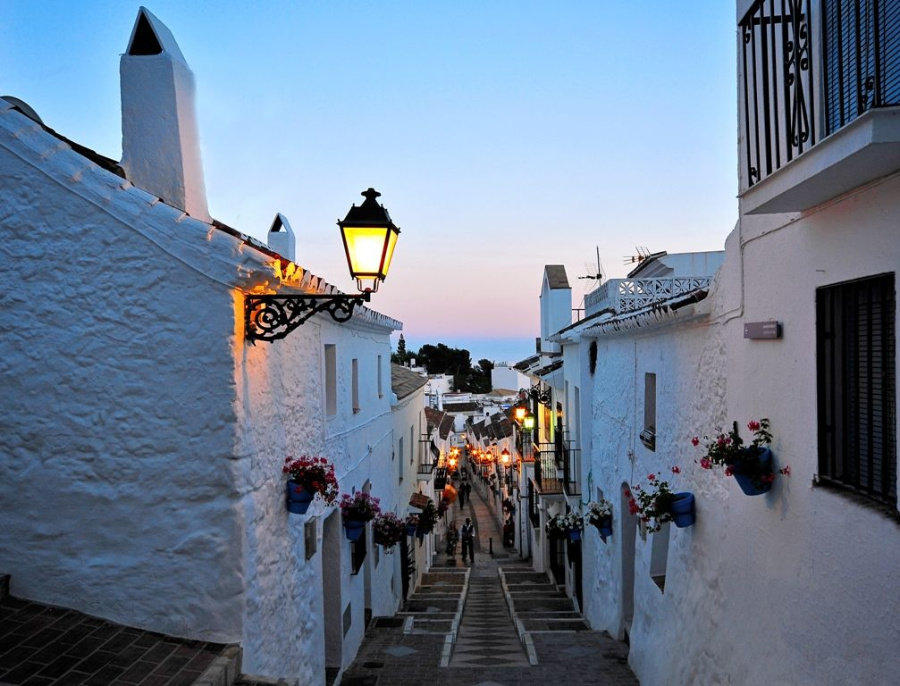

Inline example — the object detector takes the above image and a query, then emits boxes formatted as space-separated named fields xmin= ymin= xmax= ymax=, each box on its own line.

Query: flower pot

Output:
xmin=343 ymin=518 xmax=366 ymax=542
xmin=595 ymin=516 xmax=613 ymax=540
xmin=286 ymin=480 xmax=314 ymax=515
xmin=669 ymin=492 xmax=695 ymax=528
xmin=406 ymin=523 xmax=418 ymax=537
xmin=568 ymin=529 xmax=581 ymax=542
xmin=728 ymin=447 xmax=774 ymax=496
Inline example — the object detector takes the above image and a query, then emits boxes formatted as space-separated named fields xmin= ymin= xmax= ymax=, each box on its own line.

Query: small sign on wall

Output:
xmin=744 ymin=321 xmax=782 ymax=340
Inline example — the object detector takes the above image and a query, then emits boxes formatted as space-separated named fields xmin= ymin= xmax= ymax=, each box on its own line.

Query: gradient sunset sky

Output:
xmin=2 ymin=1 xmax=738 ymax=363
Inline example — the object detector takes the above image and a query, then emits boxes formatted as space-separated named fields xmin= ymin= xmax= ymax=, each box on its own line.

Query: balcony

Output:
xmin=740 ymin=0 xmax=900 ymax=214
xmin=532 ymin=440 xmax=581 ymax=498
xmin=585 ymin=277 xmax=712 ymax=316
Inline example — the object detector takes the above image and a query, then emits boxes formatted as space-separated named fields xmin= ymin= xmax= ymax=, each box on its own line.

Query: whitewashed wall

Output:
xmin=583 ymin=172 xmax=900 ymax=685
xmin=0 ymin=101 xmax=403 ymax=685
xmin=0 ymin=103 xmax=247 ymax=640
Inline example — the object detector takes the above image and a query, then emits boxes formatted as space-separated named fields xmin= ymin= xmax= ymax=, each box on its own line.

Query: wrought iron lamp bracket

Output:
xmin=529 ymin=384 xmax=552 ymax=407
xmin=245 ymin=292 xmax=370 ymax=342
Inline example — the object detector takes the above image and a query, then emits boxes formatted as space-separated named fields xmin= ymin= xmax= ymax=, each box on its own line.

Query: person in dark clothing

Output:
xmin=460 ymin=517 xmax=475 ymax=563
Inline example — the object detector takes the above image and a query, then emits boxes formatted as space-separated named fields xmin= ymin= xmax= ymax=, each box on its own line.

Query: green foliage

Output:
xmin=393 ymin=340 xmax=494 ymax=393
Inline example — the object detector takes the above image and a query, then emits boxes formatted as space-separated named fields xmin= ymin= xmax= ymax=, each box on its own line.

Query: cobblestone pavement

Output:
xmin=0 ymin=595 xmax=233 ymax=686
xmin=341 ymin=479 xmax=638 ymax=686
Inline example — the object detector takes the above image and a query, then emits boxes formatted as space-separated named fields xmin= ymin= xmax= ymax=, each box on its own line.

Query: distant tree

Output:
xmin=466 ymin=359 xmax=494 ymax=394
xmin=391 ymin=334 xmax=413 ymax=366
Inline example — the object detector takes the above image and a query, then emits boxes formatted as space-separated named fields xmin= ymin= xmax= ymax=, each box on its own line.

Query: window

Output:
xmin=325 ymin=344 xmax=337 ymax=416
xmin=641 ymin=373 xmax=657 ymax=451
xmin=352 ymin=358 xmax=360 ymax=413
xmin=377 ymin=355 xmax=384 ymax=398
xmin=398 ymin=436 xmax=404 ymax=483
xmin=817 ymin=273 xmax=896 ymax=508
xmin=410 ymin=425 xmax=414 ymax=464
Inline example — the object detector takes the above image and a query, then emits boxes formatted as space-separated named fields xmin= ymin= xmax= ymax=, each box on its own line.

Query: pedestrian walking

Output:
xmin=459 ymin=482 xmax=467 ymax=507
xmin=446 ymin=521 xmax=459 ymax=556
xmin=460 ymin=517 xmax=475 ymax=563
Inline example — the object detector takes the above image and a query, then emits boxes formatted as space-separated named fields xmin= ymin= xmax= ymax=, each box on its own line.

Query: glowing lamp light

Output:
xmin=449 ymin=456 xmax=458 ymax=468
xmin=523 ymin=413 xmax=535 ymax=431
xmin=514 ymin=406 xmax=527 ymax=422
xmin=338 ymin=188 xmax=401 ymax=293
xmin=501 ymin=448 xmax=510 ymax=465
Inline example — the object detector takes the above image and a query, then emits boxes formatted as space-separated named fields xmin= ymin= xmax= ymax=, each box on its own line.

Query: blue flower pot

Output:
xmin=728 ymin=447 xmax=774 ymax=496
xmin=597 ymin=516 xmax=613 ymax=540
xmin=669 ymin=492 xmax=695 ymax=528
xmin=286 ymin=481 xmax=314 ymax=515
xmin=344 ymin=518 xmax=366 ymax=541
xmin=406 ymin=523 xmax=418 ymax=537
xmin=568 ymin=529 xmax=582 ymax=542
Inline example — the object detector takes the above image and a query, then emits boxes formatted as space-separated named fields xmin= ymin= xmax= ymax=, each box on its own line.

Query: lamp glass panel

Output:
xmin=342 ymin=226 xmax=391 ymax=278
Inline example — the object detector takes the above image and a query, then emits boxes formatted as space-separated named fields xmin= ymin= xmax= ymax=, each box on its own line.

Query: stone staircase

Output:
xmin=500 ymin=568 xmax=590 ymax=648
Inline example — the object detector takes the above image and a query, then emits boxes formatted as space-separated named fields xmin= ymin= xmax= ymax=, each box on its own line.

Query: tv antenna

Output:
xmin=578 ymin=246 xmax=604 ymax=284
xmin=624 ymin=246 xmax=652 ymax=265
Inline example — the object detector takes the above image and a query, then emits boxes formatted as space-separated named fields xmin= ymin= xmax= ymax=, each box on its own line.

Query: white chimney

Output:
xmin=120 ymin=7 xmax=210 ymax=222
xmin=267 ymin=213 xmax=295 ymax=262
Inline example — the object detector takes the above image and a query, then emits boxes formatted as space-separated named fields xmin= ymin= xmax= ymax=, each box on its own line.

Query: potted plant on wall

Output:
xmin=545 ymin=512 xmax=584 ymax=541
xmin=627 ymin=469 xmax=694 ymax=532
xmin=282 ymin=456 xmax=339 ymax=515
xmin=373 ymin=512 xmax=406 ymax=551
xmin=692 ymin=418 xmax=790 ymax=496
xmin=339 ymin=492 xmax=381 ymax=541
xmin=585 ymin=499 xmax=614 ymax=541
xmin=405 ymin=514 xmax=420 ymax=537
xmin=416 ymin=499 xmax=439 ymax=539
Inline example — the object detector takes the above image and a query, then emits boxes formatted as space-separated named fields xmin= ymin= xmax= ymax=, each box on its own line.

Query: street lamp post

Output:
xmin=245 ymin=188 xmax=400 ymax=341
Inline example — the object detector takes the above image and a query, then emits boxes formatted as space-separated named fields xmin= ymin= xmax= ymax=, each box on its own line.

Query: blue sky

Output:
xmin=2 ymin=1 xmax=738 ymax=363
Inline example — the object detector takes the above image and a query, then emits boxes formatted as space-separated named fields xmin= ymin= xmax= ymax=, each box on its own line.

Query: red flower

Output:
xmin=724 ymin=467 xmax=734 ymax=477
xmin=748 ymin=420 xmax=761 ymax=432
xmin=623 ymin=489 xmax=632 ymax=499
xmin=648 ymin=473 xmax=656 ymax=482
xmin=691 ymin=436 xmax=700 ymax=447
xmin=717 ymin=436 xmax=725 ymax=446
xmin=671 ymin=466 xmax=681 ymax=474
xmin=700 ymin=458 xmax=711 ymax=470
xmin=779 ymin=465 xmax=791 ymax=476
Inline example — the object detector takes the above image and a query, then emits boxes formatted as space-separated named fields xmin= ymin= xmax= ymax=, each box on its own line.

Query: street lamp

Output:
xmin=245 ymin=188 xmax=400 ymax=342
xmin=500 ymin=448 xmax=510 ymax=466
xmin=523 ymin=413 xmax=535 ymax=432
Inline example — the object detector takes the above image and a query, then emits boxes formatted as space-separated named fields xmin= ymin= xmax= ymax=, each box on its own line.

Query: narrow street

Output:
xmin=340 ymin=482 xmax=637 ymax=686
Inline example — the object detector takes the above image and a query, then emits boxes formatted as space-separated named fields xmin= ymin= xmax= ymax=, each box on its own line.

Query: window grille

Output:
xmin=817 ymin=273 xmax=896 ymax=507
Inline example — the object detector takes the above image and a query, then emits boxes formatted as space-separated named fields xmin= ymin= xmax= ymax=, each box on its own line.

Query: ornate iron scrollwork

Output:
xmin=528 ymin=383 xmax=552 ymax=408
xmin=245 ymin=292 xmax=370 ymax=342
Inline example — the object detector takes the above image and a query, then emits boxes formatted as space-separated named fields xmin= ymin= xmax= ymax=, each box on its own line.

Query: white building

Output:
xmin=0 ymin=9 xmax=415 ymax=685
xmin=549 ymin=3 xmax=900 ymax=683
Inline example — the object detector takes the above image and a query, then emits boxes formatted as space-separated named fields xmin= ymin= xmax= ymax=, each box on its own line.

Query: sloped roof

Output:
xmin=545 ymin=265 xmax=570 ymax=290
xmin=438 ymin=413 xmax=455 ymax=439
xmin=514 ymin=354 xmax=540 ymax=371
xmin=424 ymin=407 xmax=443 ymax=432
xmin=535 ymin=360 xmax=564 ymax=377
xmin=0 ymin=100 xmax=402 ymax=331
xmin=391 ymin=364 xmax=428 ymax=399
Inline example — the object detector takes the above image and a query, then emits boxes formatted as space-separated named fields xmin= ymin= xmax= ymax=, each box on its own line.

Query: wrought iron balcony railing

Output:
xmin=585 ymin=277 xmax=712 ymax=316
xmin=740 ymin=0 xmax=900 ymax=189
xmin=532 ymin=440 xmax=581 ymax=497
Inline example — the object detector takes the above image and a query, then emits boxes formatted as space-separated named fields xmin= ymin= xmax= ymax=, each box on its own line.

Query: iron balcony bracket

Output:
xmin=245 ymin=292 xmax=371 ymax=342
